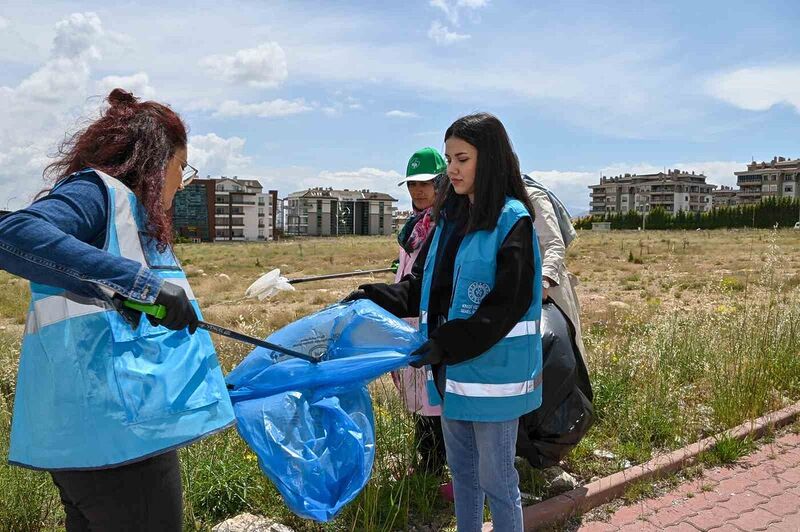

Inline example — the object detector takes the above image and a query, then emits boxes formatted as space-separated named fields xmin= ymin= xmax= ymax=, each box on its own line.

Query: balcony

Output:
xmin=229 ymin=195 xmax=256 ymax=205
xmin=737 ymin=176 xmax=762 ymax=184
xmin=215 ymin=217 xmax=245 ymax=227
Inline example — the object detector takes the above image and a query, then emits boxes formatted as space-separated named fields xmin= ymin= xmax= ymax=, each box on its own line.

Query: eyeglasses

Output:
xmin=182 ymin=163 xmax=198 ymax=187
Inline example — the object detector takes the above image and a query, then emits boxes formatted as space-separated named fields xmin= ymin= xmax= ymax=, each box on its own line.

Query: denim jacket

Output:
xmin=0 ymin=170 xmax=162 ymax=303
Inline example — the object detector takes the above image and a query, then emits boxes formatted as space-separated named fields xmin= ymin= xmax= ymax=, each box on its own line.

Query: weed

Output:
xmin=622 ymin=480 xmax=656 ymax=503
xmin=720 ymin=276 xmax=745 ymax=292
xmin=699 ymin=435 xmax=756 ymax=467
xmin=0 ymin=231 xmax=798 ymax=529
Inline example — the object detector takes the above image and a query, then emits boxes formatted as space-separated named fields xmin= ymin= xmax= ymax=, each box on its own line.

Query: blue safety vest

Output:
xmin=9 ymin=170 xmax=235 ymax=470
xmin=419 ymin=197 xmax=543 ymax=422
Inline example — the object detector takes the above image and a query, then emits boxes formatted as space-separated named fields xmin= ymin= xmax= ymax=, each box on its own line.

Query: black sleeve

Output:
xmin=430 ymin=217 xmax=534 ymax=365
xmin=359 ymin=229 xmax=433 ymax=318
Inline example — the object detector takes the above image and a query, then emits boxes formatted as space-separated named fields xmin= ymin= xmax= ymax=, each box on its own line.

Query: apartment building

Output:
xmin=734 ymin=156 xmax=800 ymax=205
xmin=711 ymin=186 xmax=739 ymax=208
xmin=589 ymin=169 xmax=714 ymax=215
xmin=394 ymin=210 xmax=413 ymax=233
xmin=285 ymin=187 xmax=397 ymax=236
xmin=172 ymin=177 xmax=275 ymax=242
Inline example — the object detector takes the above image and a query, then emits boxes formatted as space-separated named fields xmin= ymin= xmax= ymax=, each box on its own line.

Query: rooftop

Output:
xmin=736 ymin=156 xmax=800 ymax=175
xmin=288 ymin=186 xmax=397 ymax=202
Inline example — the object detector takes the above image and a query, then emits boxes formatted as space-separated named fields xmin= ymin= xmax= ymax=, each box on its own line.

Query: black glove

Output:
xmin=409 ymin=340 xmax=444 ymax=368
xmin=341 ymin=288 xmax=369 ymax=303
xmin=151 ymin=281 xmax=199 ymax=333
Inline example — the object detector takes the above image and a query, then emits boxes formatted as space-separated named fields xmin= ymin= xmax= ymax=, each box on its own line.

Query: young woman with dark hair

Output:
xmin=345 ymin=113 xmax=542 ymax=531
xmin=0 ymin=89 xmax=235 ymax=531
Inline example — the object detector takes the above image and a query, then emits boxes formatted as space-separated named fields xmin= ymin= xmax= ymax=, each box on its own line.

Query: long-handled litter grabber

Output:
xmin=287 ymin=267 xmax=395 ymax=284
xmin=245 ymin=263 xmax=398 ymax=301
xmin=123 ymin=301 xmax=321 ymax=363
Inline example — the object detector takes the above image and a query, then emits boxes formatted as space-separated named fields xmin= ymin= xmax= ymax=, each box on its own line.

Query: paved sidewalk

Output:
xmin=577 ymin=431 xmax=800 ymax=531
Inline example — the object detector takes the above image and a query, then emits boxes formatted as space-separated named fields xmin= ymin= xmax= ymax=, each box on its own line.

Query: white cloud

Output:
xmin=707 ymin=65 xmax=800 ymax=113
xmin=213 ymin=98 xmax=313 ymax=118
xmin=14 ymin=57 xmax=93 ymax=103
xmin=320 ymin=95 xmax=363 ymax=117
xmin=96 ymin=72 xmax=155 ymax=99
xmin=51 ymin=12 xmax=104 ymax=59
xmin=430 ymin=0 xmax=489 ymax=25
xmin=316 ymin=167 xmax=403 ymax=197
xmin=525 ymin=170 xmax=598 ymax=216
xmin=188 ymin=133 xmax=252 ymax=176
xmin=386 ymin=110 xmax=419 ymax=118
xmin=0 ymin=12 xmax=111 ymax=209
xmin=459 ymin=0 xmax=490 ymax=7
xmin=5 ymin=12 xmax=109 ymax=105
xmin=200 ymin=42 xmax=287 ymax=88
xmin=0 ymin=17 xmax=9 ymax=30
xmin=428 ymin=21 xmax=470 ymax=45
xmin=670 ymin=160 xmax=745 ymax=187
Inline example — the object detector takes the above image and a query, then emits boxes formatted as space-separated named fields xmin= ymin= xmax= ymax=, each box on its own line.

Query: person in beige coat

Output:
xmin=525 ymin=182 xmax=587 ymax=364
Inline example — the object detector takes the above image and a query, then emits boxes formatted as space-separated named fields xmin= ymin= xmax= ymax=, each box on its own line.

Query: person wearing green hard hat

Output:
xmin=394 ymin=147 xmax=451 ymax=494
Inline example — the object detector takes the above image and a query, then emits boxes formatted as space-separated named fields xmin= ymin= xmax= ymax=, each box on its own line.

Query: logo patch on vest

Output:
xmin=467 ymin=282 xmax=491 ymax=305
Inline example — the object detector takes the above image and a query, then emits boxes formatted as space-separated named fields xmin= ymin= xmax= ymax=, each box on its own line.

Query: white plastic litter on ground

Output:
xmin=245 ymin=269 xmax=295 ymax=300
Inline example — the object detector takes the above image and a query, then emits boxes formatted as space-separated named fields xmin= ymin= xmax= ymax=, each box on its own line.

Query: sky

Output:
xmin=1 ymin=1 xmax=799 ymax=215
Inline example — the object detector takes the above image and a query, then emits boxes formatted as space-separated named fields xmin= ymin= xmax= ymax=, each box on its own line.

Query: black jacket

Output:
xmin=361 ymin=204 xmax=535 ymax=392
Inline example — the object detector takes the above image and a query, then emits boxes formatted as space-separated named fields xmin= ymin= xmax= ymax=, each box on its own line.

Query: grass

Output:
xmin=698 ymin=435 xmax=756 ymax=467
xmin=1 ymin=229 xmax=800 ymax=529
xmin=0 ymin=331 xmax=64 ymax=531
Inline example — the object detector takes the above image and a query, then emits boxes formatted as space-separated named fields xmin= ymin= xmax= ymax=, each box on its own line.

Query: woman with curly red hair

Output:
xmin=0 ymin=89 xmax=235 ymax=531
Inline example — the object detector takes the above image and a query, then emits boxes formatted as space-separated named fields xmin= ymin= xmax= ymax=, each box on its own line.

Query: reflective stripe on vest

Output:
xmin=417 ymin=197 xmax=543 ymax=421
xmin=25 ymin=293 xmax=114 ymax=336
xmin=9 ymin=169 xmax=235 ymax=470
xmin=445 ymin=372 xmax=543 ymax=398
xmin=108 ymin=176 xmax=147 ymax=265
xmin=505 ymin=320 xmax=540 ymax=339
xmin=24 ymin=276 xmax=197 ymax=335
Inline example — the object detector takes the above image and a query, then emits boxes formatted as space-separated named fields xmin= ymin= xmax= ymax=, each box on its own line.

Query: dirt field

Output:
xmin=1 ymin=228 xmax=799 ymax=531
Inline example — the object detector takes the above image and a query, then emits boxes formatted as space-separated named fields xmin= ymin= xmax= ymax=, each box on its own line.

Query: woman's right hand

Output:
xmin=341 ymin=288 xmax=369 ymax=303
xmin=151 ymin=281 xmax=199 ymax=333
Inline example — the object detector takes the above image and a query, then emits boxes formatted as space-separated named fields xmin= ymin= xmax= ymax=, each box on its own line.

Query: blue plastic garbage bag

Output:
xmin=225 ymin=300 xmax=424 ymax=522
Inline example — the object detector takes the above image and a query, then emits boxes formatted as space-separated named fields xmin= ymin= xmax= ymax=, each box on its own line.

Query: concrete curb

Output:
xmin=481 ymin=400 xmax=800 ymax=532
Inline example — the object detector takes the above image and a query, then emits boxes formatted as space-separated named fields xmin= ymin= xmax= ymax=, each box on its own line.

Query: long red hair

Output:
xmin=45 ymin=88 xmax=187 ymax=246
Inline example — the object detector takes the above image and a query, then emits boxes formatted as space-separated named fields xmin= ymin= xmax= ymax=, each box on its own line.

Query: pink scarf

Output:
xmin=408 ymin=207 xmax=433 ymax=251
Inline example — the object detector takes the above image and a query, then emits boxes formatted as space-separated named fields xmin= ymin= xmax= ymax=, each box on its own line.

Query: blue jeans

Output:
xmin=441 ymin=416 xmax=523 ymax=532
